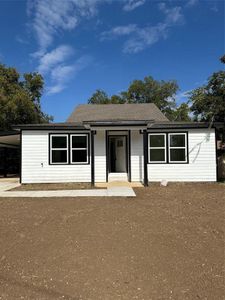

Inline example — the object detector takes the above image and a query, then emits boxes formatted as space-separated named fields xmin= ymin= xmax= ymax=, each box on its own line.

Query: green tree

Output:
xmin=220 ymin=54 xmax=225 ymax=64
xmin=189 ymin=71 xmax=225 ymax=122
xmin=0 ymin=63 xmax=52 ymax=130
xmin=88 ymin=89 xmax=126 ymax=104
xmin=171 ymin=103 xmax=191 ymax=121
xmin=88 ymin=76 xmax=179 ymax=120
xmin=110 ymin=94 xmax=125 ymax=104
xmin=122 ymin=77 xmax=178 ymax=118
xmin=88 ymin=89 xmax=110 ymax=104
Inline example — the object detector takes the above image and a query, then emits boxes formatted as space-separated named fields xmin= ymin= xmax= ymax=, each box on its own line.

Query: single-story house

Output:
xmin=13 ymin=103 xmax=219 ymax=186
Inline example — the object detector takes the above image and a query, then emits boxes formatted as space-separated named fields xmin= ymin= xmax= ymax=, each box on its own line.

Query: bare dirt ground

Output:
xmin=11 ymin=182 xmax=95 ymax=191
xmin=0 ymin=183 xmax=224 ymax=300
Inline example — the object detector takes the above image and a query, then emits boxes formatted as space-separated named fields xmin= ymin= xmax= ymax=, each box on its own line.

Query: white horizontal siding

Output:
xmin=94 ymin=130 xmax=106 ymax=182
xmin=21 ymin=130 xmax=91 ymax=183
xmin=131 ymin=130 xmax=143 ymax=182
xmin=21 ymin=128 xmax=217 ymax=184
xmin=148 ymin=129 xmax=217 ymax=182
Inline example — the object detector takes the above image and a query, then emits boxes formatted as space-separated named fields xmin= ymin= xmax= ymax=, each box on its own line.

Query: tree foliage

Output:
xmin=88 ymin=89 xmax=109 ymax=104
xmin=88 ymin=76 xmax=180 ymax=120
xmin=88 ymin=89 xmax=125 ymax=104
xmin=171 ymin=103 xmax=191 ymax=121
xmin=0 ymin=63 xmax=53 ymax=130
xmin=220 ymin=54 xmax=225 ymax=64
xmin=189 ymin=71 xmax=225 ymax=122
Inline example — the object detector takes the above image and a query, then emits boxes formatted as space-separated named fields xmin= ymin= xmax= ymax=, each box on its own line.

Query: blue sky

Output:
xmin=0 ymin=0 xmax=224 ymax=122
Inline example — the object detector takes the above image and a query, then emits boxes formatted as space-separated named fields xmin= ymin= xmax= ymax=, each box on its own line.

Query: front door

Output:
xmin=109 ymin=136 xmax=127 ymax=173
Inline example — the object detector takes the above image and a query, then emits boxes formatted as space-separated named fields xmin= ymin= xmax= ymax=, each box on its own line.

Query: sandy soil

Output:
xmin=0 ymin=183 xmax=224 ymax=299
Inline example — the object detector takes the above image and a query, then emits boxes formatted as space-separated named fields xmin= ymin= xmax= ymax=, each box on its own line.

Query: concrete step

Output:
xmin=96 ymin=181 xmax=143 ymax=188
xmin=108 ymin=173 xmax=128 ymax=182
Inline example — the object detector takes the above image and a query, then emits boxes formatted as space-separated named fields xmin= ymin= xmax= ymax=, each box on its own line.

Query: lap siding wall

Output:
xmin=21 ymin=130 xmax=91 ymax=183
xmin=148 ymin=129 xmax=217 ymax=182
xmin=21 ymin=128 xmax=217 ymax=183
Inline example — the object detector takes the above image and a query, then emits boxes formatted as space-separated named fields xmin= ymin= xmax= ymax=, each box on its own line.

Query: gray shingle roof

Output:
xmin=67 ymin=104 xmax=169 ymax=123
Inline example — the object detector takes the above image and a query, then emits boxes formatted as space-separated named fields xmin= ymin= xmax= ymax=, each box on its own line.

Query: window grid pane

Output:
xmin=72 ymin=149 xmax=87 ymax=163
xmin=170 ymin=134 xmax=185 ymax=147
xmin=150 ymin=149 xmax=165 ymax=162
xmin=149 ymin=134 xmax=166 ymax=163
xmin=150 ymin=135 xmax=165 ymax=147
xmin=70 ymin=134 xmax=88 ymax=164
xmin=169 ymin=133 xmax=187 ymax=162
xmin=51 ymin=136 xmax=68 ymax=149
xmin=170 ymin=149 xmax=186 ymax=162
xmin=52 ymin=150 xmax=67 ymax=163
xmin=51 ymin=135 xmax=68 ymax=164
xmin=72 ymin=135 xmax=87 ymax=149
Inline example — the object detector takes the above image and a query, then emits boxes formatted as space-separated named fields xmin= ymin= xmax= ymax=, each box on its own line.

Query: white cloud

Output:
xmin=28 ymin=0 xmax=108 ymax=52
xmin=37 ymin=45 xmax=74 ymax=74
xmin=101 ymin=24 xmax=137 ymax=40
xmin=123 ymin=0 xmax=145 ymax=11
xmin=123 ymin=23 xmax=168 ymax=53
xmin=185 ymin=0 xmax=198 ymax=8
xmin=47 ymin=55 xmax=92 ymax=95
xmin=46 ymin=84 xmax=65 ymax=95
xmin=50 ymin=65 xmax=76 ymax=83
xmin=158 ymin=3 xmax=183 ymax=24
xmin=26 ymin=0 xmax=106 ymax=95
xmin=101 ymin=3 xmax=183 ymax=53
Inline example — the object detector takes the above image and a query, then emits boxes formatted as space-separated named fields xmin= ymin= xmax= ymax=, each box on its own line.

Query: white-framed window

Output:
xmin=168 ymin=133 xmax=187 ymax=163
xmin=70 ymin=134 xmax=88 ymax=164
xmin=149 ymin=133 xmax=167 ymax=163
xmin=50 ymin=134 xmax=68 ymax=164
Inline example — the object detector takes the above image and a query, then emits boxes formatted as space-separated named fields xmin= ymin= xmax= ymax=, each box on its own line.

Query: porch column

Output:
xmin=128 ymin=130 xmax=131 ymax=182
xmin=143 ymin=130 xmax=148 ymax=186
xmin=91 ymin=130 xmax=95 ymax=187
xmin=20 ymin=131 xmax=22 ymax=184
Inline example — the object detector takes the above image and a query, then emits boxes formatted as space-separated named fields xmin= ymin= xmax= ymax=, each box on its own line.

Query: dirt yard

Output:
xmin=0 ymin=183 xmax=224 ymax=300
xmin=11 ymin=182 xmax=95 ymax=191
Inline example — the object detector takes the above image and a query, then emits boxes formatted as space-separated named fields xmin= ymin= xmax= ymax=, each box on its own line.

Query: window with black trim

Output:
xmin=168 ymin=133 xmax=187 ymax=163
xmin=70 ymin=134 xmax=88 ymax=164
xmin=149 ymin=134 xmax=166 ymax=163
xmin=50 ymin=135 xmax=68 ymax=164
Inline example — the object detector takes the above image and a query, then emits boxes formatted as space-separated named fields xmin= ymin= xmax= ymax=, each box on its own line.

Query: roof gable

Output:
xmin=67 ymin=104 xmax=169 ymax=123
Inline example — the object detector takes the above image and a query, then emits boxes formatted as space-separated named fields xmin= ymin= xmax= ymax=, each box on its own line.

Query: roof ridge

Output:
xmin=67 ymin=103 xmax=169 ymax=122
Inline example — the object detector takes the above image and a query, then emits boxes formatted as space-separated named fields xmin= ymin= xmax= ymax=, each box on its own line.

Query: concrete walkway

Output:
xmin=0 ymin=179 xmax=136 ymax=198
xmin=0 ymin=178 xmax=20 ymax=192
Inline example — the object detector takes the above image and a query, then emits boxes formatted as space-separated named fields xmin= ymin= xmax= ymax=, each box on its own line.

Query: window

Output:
xmin=168 ymin=133 xmax=187 ymax=163
xmin=70 ymin=134 xmax=88 ymax=164
xmin=148 ymin=132 xmax=189 ymax=164
xmin=49 ymin=133 xmax=90 ymax=165
xmin=149 ymin=134 xmax=166 ymax=163
xmin=50 ymin=135 xmax=68 ymax=164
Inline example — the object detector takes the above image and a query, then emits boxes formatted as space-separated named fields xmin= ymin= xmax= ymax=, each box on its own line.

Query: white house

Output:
xmin=14 ymin=104 xmax=218 ymax=186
